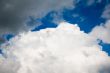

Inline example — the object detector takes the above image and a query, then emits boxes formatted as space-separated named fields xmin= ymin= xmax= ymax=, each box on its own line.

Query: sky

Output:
xmin=0 ymin=0 xmax=110 ymax=73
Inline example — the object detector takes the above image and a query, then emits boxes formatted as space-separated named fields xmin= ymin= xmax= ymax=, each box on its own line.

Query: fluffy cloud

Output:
xmin=0 ymin=0 xmax=75 ymax=35
xmin=90 ymin=20 xmax=110 ymax=44
xmin=0 ymin=22 xmax=110 ymax=73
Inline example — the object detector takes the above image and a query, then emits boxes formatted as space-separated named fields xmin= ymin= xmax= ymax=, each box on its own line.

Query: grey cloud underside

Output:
xmin=0 ymin=0 xmax=29 ymax=34
xmin=0 ymin=0 xmax=74 ymax=35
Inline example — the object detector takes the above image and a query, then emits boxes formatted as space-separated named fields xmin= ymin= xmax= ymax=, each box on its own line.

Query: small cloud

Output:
xmin=101 ymin=4 xmax=110 ymax=19
xmin=90 ymin=20 xmax=110 ymax=44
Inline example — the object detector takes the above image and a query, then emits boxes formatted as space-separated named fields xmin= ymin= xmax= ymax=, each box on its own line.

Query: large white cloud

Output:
xmin=90 ymin=20 xmax=110 ymax=44
xmin=0 ymin=22 xmax=110 ymax=73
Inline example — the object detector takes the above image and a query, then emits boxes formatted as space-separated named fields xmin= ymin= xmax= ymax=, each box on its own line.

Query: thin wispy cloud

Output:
xmin=101 ymin=4 xmax=110 ymax=20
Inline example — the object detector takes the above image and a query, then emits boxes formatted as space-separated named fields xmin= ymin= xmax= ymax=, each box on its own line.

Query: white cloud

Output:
xmin=90 ymin=20 xmax=110 ymax=44
xmin=0 ymin=22 xmax=110 ymax=73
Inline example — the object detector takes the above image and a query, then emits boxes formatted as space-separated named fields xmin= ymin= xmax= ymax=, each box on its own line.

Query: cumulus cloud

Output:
xmin=90 ymin=20 xmax=110 ymax=44
xmin=0 ymin=0 xmax=75 ymax=35
xmin=0 ymin=22 xmax=110 ymax=73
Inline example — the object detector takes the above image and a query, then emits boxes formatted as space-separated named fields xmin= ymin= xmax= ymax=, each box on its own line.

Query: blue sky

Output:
xmin=29 ymin=0 xmax=108 ymax=32
xmin=27 ymin=0 xmax=110 ymax=56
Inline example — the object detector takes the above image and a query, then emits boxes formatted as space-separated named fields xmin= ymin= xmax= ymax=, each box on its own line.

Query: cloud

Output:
xmin=90 ymin=20 xmax=110 ymax=44
xmin=86 ymin=0 xmax=102 ymax=6
xmin=77 ymin=0 xmax=103 ymax=6
xmin=101 ymin=4 xmax=110 ymax=19
xmin=0 ymin=0 xmax=75 ymax=35
xmin=0 ymin=22 xmax=110 ymax=73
